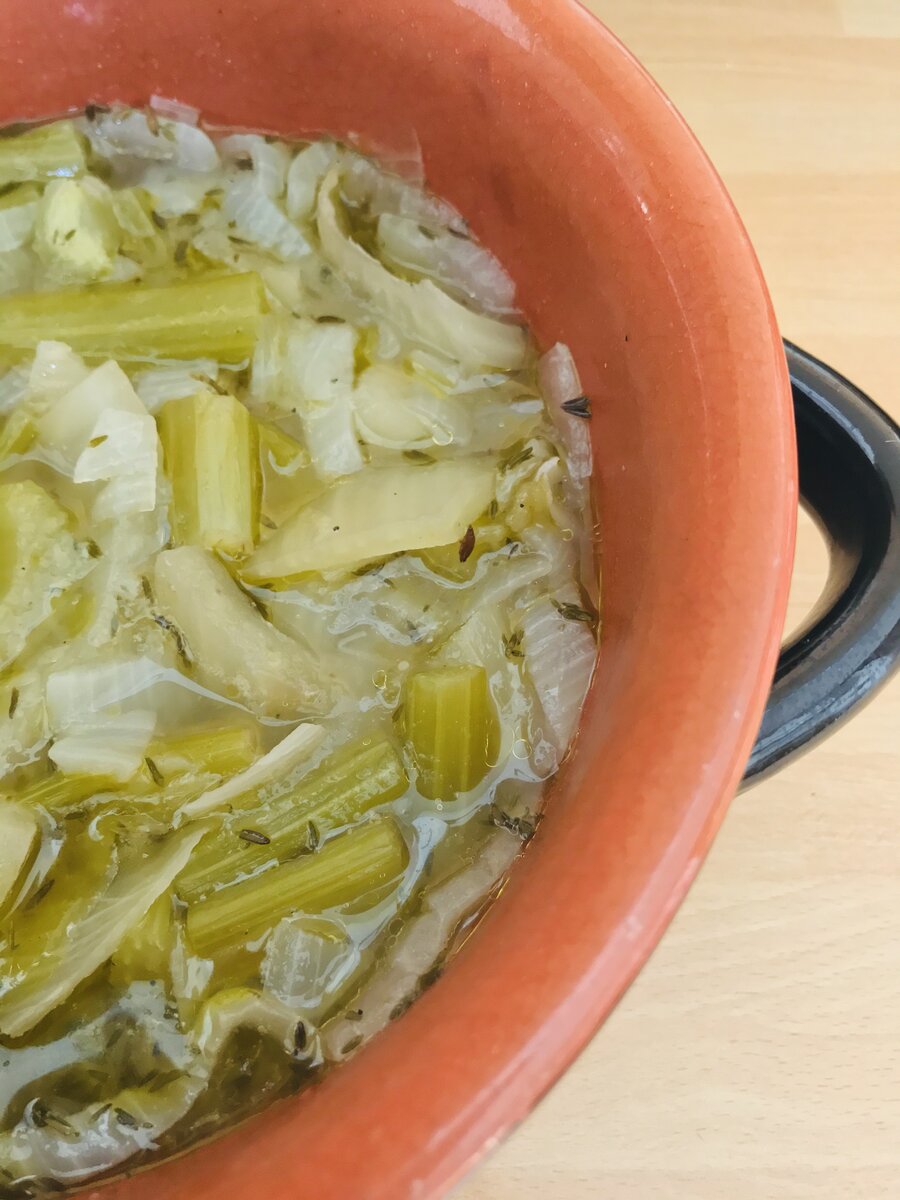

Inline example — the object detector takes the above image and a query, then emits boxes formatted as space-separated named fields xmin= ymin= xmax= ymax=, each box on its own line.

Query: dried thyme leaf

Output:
xmin=7 ymin=687 xmax=19 ymax=719
xmin=502 ymin=629 xmax=524 ymax=660
xmin=403 ymin=449 xmax=436 ymax=465
xmin=504 ymin=443 xmax=533 ymax=470
xmin=152 ymin=613 xmax=193 ymax=665
xmin=341 ymin=1034 xmax=363 ymax=1055
xmin=489 ymin=803 xmax=540 ymax=842
xmin=24 ymin=878 xmax=54 ymax=910
xmin=145 ymin=757 xmax=165 ymax=786
xmin=552 ymin=599 xmax=597 ymax=627
xmin=561 ymin=394 xmax=591 ymax=419
xmin=239 ymin=829 xmax=270 ymax=846
xmin=458 ymin=525 xmax=476 ymax=563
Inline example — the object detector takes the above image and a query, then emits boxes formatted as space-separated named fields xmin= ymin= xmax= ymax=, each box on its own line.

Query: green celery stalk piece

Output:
xmin=405 ymin=664 xmax=498 ymax=801
xmin=15 ymin=771 xmax=118 ymax=813
xmin=185 ymin=817 xmax=409 ymax=958
xmin=0 ymin=121 xmax=86 ymax=189
xmin=0 ymin=272 xmax=266 ymax=364
xmin=142 ymin=725 xmax=260 ymax=784
xmin=177 ymin=734 xmax=408 ymax=901
xmin=158 ymin=391 xmax=260 ymax=555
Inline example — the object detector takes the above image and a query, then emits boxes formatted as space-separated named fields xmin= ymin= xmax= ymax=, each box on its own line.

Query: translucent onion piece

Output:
xmin=0 ymin=823 xmax=209 ymax=1037
xmin=538 ymin=342 xmax=592 ymax=483
xmin=377 ymin=212 xmax=516 ymax=314
xmin=222 ymin=176 xmax=311 ymax=261
xmin=48 ymin=709 xmax=157 ymax=781
xmin=521 ymin=593 xmax=596 ymax=757
xmin=317 ymin=169 xmax=527 ymax=372
xmin=323 ymin=828 xmax=520 ymax=1059
xmin=286 ymin=141 xmax=340 ymax=220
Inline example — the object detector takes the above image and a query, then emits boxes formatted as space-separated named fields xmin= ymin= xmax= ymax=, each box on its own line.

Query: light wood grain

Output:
xmin=456 ymin=4 xmax=900 ymax=1197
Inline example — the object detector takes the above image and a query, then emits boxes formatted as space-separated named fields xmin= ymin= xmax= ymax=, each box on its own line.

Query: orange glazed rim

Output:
xmin=0 ymin=1 xmax=796 ymax=1198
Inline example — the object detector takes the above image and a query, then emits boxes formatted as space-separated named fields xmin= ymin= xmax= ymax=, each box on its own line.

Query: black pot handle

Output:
xmin=744 ymin=342 xmax=900 ymax=784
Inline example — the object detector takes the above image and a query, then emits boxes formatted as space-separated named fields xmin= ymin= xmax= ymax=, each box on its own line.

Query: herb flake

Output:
xmin=145 ymin=757 xmax=165 ymax=786
xmin=458 ymin=525 xmax=476 ymax=563
xmin=552 ymin=599 xmax=597 ymax=627
xmin=561 ymin=394 xmax=592 ymax=419
xmin=239 ymin=828 xmax=270 ymax=846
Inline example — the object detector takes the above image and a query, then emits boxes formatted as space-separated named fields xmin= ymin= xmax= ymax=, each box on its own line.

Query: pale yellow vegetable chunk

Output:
xmin=0 ymin=803 xmax=40 ymax=917
xmin=0 ymin=480 xmax=92 ymax=670
xmin=243 ymin=459 xmax=495 ymax=583
xmin=153 ymin=545 xmax=332 ymax=719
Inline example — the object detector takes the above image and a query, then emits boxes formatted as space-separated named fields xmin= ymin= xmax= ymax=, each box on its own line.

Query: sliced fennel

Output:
xmin=0 ymin=822 xmax=208 ymax=1037
xmin=243 ymin=459 xmax=496 ymax=582
xmin=153 ymin=545 xmax=333 ymax=719
xmin=317 ymin=169 xmax=527 ymax=371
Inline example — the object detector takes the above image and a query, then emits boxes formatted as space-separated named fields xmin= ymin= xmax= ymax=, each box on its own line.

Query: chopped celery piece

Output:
xmin=179 ymin=723 xmax=323 ymax=820
xmin=0 ymin=803 xmax=40 ymax=917
xmin=405 ymin=664 xmax=498 ymax=800
xmin=33 ymin=177 xmax=120 ymax=282
xmin=0 ymin=272 xmax=266 ymax=363
xmin=0 ymin=823 xmax=208 ymax=1038
xmin=16 ymin=769 xmax=117 ymax=813
xmin=0 ymin=481 xmax=92 ymax=670
xmin=158 ymin=391 xmax=260 ymax=554
xmin=110 ymin=892 xmax=175 ymax=985
xmin=144 ymin=724 xmax=260 ymax=783
xmin=153 ymin=546 xmax=330 ymax=719
xmin=177 ymin=734 xmax=408 ymax=901
xmin=186 ymin=818 xmax=408 ymax=958
xmin=0 ymin=120 xmax=86 ymax=189
xmin=419 ymin=521 xmax=507 ymax=582
xmin=243 ymin=459 xmax=496 ymax=583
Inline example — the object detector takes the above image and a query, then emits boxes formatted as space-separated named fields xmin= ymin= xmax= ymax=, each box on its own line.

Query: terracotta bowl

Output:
xmin=1 ymin=0 xmax=799 ymax=1196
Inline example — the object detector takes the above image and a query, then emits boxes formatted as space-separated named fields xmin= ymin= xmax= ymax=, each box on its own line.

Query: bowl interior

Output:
xmin=0 ymin=1 xmax=795 ymax=1196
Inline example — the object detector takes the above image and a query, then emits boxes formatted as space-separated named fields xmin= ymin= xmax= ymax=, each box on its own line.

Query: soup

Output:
xmin=0 ymin=103 xmax=597 ymax=1192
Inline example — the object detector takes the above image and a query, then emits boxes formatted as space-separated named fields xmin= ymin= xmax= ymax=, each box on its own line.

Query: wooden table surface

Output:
xmin=457 ymin=3 xmax=900 ymax=1197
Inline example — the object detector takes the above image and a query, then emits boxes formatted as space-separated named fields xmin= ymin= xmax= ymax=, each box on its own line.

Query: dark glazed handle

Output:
xmin=744 ymin=342 xmax=900 ymax=784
